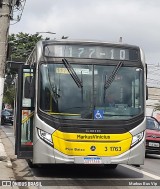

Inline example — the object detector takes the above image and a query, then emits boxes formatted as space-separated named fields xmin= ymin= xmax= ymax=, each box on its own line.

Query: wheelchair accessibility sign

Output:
xmin=94 ymin=110 xmax=104 ymax=120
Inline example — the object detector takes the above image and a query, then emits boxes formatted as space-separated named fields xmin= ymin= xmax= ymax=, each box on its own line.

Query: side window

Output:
xmin=3 ymin=111 xmax=10 ymax=116
xmin=154 ymin=120 xmax=159 ymax=130
xmin=148 ymin=120 xmax=155 ymax=129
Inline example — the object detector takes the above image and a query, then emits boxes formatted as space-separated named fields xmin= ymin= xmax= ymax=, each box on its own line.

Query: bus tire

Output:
xmin=133 ymin=164 xmax=140 ymax=167
xmin=26 ymin=159 xmax=39 ymax=168
xmin=104 ymin=164 xmax=118 ymax=169
xmin=1 ymin=118 xmax=5 ymax=125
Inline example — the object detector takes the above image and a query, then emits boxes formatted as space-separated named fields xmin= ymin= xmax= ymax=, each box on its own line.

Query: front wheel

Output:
xmin=104 ymin=164 xmax=118 ymax=169
xmin=133 ymin=165 xmax=140 ymax=167
xmin=1 ymin=118 xmax=5 ymax=125
xmin=145 ymin=152 xmax=147 ymax=158
xmin=26 ymin=159 xmax=40 ymax=168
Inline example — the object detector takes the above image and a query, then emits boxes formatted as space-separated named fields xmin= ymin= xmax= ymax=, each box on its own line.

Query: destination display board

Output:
xmin=44 ymin=44 xmax=139 ymax=61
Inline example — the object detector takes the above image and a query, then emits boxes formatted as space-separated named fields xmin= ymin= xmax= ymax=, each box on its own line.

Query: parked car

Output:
xmin=146 ymin=116 xmax=160 ymax=155
xmin=1 ymin=109 xmax=13 ymax=125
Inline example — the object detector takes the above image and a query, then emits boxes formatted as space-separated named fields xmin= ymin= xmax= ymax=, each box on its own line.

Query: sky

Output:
xmin=9 ymin=0 xmax=160 ymax=66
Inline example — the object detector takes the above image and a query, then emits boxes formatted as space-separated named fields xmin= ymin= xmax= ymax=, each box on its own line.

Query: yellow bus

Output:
xmin=14 ymin=40 xmax=147 ymax=168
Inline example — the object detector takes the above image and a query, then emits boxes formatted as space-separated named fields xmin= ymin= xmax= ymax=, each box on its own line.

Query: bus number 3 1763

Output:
xmin=105 ymin=147 xmax=122 ymax=151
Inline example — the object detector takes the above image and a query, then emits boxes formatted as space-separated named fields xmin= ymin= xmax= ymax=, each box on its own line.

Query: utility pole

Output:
xmin=0 ymin=0 xmax=11 ymax=116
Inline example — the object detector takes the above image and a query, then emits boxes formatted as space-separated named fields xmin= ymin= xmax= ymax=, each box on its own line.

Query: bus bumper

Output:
xmin=33 ymin=138 xmax=145 ymax=165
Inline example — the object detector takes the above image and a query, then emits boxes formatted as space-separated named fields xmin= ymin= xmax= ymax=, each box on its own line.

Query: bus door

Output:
xmin=15 ymin=65 xmax=35 ymax=159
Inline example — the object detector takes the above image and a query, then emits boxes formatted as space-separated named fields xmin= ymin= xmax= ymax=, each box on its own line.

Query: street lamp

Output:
xmin=36 ymin=32 xmax=56 ymax=40
xmin=62 ymin=36 xmax=69 ymax=39
xmin=36 ymin=32 xmax=56 ymax=35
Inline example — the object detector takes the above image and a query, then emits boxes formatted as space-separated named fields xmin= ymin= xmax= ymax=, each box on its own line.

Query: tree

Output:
xmin=8 ymin=32 xmax=43 ymax=62
xmin=3 ymin=32 xmax=44 ymax=108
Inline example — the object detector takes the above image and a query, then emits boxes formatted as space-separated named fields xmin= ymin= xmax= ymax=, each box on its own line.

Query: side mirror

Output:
xmin=146 ymin=85 xmax=148 ymax=100
xmin=145 ymin=63 xmax=147 ymax=79
xmin=24 ymin=76 xmax=35 ymax=98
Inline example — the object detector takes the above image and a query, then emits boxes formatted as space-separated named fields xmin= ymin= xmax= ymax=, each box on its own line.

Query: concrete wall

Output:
xmin=146 ymin=87 xmax=160 ymax=121
xmin=147 ymin=87 xmax=160 ymax=109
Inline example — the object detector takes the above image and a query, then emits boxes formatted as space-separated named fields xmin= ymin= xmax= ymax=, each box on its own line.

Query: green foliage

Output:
xmin=3 ymin=84 xmax=15 ymax=108
xmin=3 ymin=32 xmax=44 ymax=108
xmin=8 ymin=32 xmax=43 ymax=62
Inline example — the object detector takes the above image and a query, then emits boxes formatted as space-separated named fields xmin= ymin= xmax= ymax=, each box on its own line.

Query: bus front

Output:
xmin=33 ymin=41 xmax=146 ymax=167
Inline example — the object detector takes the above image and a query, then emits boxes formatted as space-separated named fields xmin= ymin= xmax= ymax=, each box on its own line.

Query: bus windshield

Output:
xmin=39 ymin=62 xmax=144 ymax=120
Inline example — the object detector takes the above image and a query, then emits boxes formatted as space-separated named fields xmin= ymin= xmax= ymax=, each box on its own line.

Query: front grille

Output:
xmin=146 ymin=140 xmax=160 ymax=154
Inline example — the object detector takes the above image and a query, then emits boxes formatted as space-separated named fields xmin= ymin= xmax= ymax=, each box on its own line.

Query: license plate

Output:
xmin=149 ymin=142 xmax=160 ymax=147
xmin=84 ymin=157 xmax=102 ymax=164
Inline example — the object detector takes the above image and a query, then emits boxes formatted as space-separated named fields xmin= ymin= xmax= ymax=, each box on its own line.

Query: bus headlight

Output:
xmin=37 ymin=128 xmax=53 ymax=146
xmin=131 ymin=131 xmax=144 ymax=148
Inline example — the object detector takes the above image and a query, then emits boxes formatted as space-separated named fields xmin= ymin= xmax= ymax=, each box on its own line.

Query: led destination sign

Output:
xmin=44 ymin=44 xmax=139 ymax=61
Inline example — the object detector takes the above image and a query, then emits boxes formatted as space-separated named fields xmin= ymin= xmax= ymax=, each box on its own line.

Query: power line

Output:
xmin=10 ymin=0 xmax=26 ymax=24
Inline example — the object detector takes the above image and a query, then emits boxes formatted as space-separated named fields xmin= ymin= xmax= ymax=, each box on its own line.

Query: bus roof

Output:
xmin=39 ymin=39 xmax=140 ymax=49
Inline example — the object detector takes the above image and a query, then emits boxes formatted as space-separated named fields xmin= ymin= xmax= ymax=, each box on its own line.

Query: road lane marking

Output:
xmin=6 ymin=133 xmax=14 ymax=135
xmin=122 ymin=164 xmax=160 ymax=180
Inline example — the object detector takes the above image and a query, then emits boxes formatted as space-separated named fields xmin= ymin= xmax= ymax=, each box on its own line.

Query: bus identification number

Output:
xmin=44 ymin=44 xmax=138 ymax=61
xmin=105 ymin=147 xmax=122 ymax=151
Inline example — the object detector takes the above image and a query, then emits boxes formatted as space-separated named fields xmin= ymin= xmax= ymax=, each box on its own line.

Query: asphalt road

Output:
xmin=1 ymin=124 xmax=160 ymax=189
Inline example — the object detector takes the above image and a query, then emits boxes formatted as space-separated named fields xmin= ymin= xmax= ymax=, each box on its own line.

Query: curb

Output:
xmin=0 ymin=138 xmax=13 ymax=168
xmin=0 ymin=139 xmax=7 ymax=161
xmin=6 ymin=159 xmax=13 ymax=168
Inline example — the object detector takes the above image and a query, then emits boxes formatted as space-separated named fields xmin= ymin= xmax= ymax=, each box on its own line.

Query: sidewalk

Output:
xmin=0 ymin=127 xmax=18 ymax=188
xmin=0 ymin=127 xmax=40 ymax=189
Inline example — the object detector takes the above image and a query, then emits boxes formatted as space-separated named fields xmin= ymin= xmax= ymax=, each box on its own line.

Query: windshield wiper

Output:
xmin=62 ymin=58 xmax=83 ymax=88
xmin=104 ymin=61 xmax=123 ymax=90
xmin=103 ymin=61 xmax=123 ymax=102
